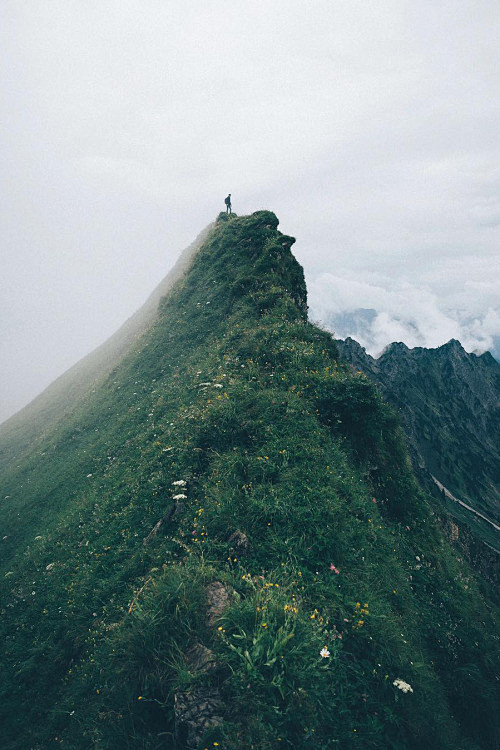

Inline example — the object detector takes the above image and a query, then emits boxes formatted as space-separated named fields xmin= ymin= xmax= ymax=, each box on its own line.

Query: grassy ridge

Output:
xmin=1 ymin=211 xmax=498 ymax=749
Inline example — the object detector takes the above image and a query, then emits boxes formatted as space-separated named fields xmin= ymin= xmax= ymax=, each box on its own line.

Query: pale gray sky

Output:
xmin=1 ymin=0 xmax=499 ymax=423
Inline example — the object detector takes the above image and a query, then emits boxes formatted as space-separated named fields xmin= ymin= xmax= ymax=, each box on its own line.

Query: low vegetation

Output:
xmin=1 ymin=211 xmax=498 ymax=748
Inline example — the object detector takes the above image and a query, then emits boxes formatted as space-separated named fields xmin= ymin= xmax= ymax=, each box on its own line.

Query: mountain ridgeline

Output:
xmin=0 ymin=212 xmax=498 ymax=749
xmin=337 ymin=337 xmax=500 ymax=555
xmin=0 ymin=222 xmax=215 ymax=474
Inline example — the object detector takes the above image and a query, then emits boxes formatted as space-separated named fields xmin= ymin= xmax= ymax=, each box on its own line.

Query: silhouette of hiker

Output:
xmin=225 ymin=194 xmax=232 ymax=213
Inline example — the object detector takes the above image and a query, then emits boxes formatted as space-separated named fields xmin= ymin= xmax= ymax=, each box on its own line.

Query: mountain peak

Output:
xmin=342 ymin=335 xmax=367 ymax=353
xmin=169 ymin=210 xmax=306 ymax=325
xmin=440 ymin=338 xmax=466 ymax=354
xmin=1 ymin=213 xmax=498 ymax=749
xmin=383 ymin=340 xmax=410 ymax=353
xmin=216 ymin=208 xmax=279 ymax=229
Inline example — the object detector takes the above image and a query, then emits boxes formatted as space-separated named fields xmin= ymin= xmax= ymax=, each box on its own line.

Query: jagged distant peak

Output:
xmin=477 ymin=349 xmax=500 ymax=366
xmin=377 ymin=340 xmax=411 ymax=360
xmin=440 ymin=338 xmax=466 ymax=354
xmin=384 ymin=340 xmax=410 ymax=352
xmin=339 ymin=335 xmax=367 ymax=352
xmin=338 ymin=335 xmax=476 ymax=364
xmin=378 ymin=338 xmax=468 ymax=361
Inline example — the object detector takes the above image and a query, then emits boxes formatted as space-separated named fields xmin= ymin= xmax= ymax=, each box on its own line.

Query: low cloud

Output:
xmin=308 ymin=267 xmax=500 ymax=358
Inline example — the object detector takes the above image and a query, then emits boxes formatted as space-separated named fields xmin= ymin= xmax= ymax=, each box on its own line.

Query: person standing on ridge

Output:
xmin=225 ymin=193 xmax=232 ymax=213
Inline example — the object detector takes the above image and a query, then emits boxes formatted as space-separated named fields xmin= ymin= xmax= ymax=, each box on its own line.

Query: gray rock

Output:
xmin=205 ymin=581 xmax=232 ymax=626
xmin=174 ymin=687 xmax=223 ymax=748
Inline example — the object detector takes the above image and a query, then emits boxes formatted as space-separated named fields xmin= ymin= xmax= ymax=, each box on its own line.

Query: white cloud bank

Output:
xmin=308 ymin=257 xmax=500 ymax=357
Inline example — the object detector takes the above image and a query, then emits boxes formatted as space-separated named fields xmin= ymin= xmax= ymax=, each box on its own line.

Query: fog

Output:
xmin=1 ymin=1 xmax=499 ymax=423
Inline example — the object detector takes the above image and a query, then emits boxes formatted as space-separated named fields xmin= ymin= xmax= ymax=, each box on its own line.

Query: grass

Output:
xmin=0 ymin=211 xmax=498 ymax=749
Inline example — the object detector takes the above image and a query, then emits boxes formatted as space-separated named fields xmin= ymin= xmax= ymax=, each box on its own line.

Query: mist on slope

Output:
xmin=2 ymin=1 xmax=500 ymax=422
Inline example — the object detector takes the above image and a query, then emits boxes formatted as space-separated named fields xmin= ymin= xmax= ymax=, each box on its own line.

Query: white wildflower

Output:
xmin=213 ymin=383 xmax=223 ymax=388
xmin=173 ymin=493 xmax=187 ymax=501
xmin=172 ymin=480 xmax=187 ymax=487
xmin=320 ymin=647 xmax=330 ymax=658
xmin=393 ymin=678 xmax=413 ymax=693
xmin=46 ymin=563 xmax=55 ymax=571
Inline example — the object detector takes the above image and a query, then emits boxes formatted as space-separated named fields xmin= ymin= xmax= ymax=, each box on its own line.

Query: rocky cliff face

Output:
xmin=338 ymin=336 xmax=500 ymax=552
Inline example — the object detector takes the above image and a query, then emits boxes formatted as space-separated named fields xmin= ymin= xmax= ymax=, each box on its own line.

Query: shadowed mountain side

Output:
xmin=337 ymin=336 xmax=500 ymax=549
xmin=0 ymin=222 xmax=214 ymax=470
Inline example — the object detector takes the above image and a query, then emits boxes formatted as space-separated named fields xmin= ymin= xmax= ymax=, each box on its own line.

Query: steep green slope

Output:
xmin=0 ymin=223 xmax=213 ymax=473
xmin=337 ymin=337 xmax=500 ymax=552
xmin=1 ymin=212 xmax=498 ymax=750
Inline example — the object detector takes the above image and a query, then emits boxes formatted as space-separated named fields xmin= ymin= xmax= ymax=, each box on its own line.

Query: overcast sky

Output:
xmin=1 ymin=0 xmax=499 ymax=423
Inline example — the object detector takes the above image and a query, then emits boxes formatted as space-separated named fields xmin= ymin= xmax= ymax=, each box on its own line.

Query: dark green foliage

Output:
xmin=0 ymin=212 xmax=498 ymax=749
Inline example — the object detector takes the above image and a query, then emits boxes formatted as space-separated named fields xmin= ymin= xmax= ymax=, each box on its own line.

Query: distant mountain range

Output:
xmin=318 ymin=308 xmax=500 ymax=363
xmin=337 ymin=336 xmax=500 ymax=553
